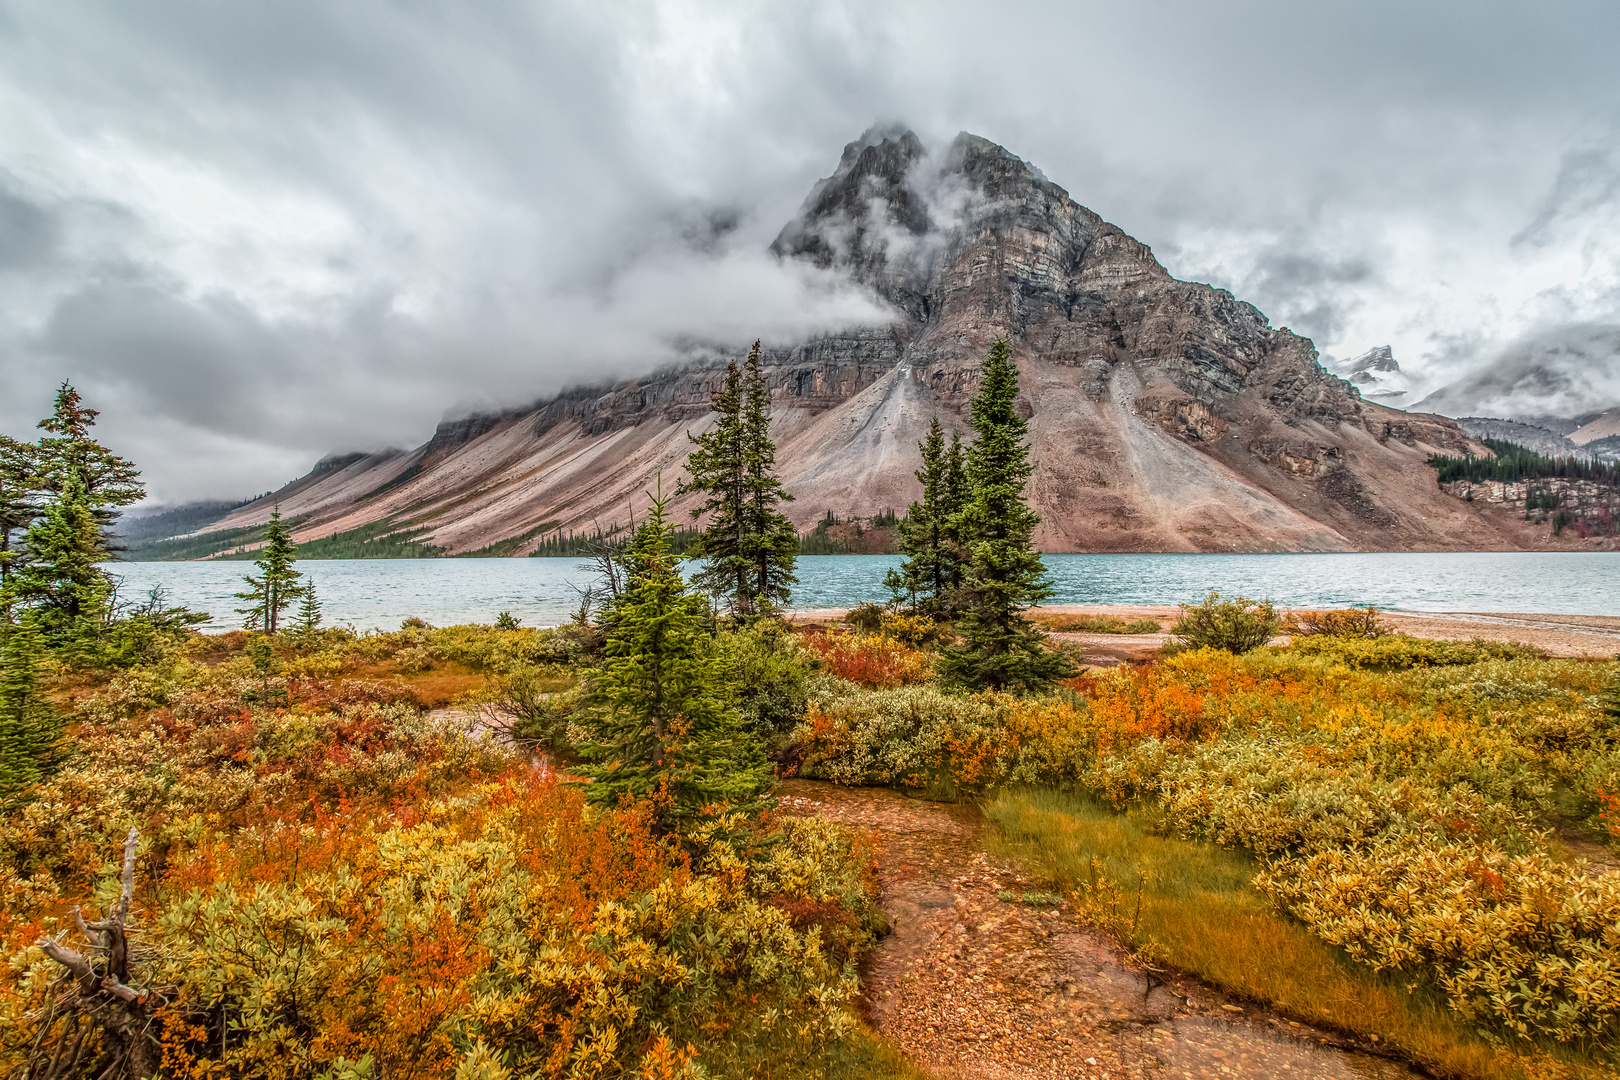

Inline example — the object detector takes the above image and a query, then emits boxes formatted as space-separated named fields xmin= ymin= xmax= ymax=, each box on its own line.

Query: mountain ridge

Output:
xmin=178 ymin=127 xmax=1561 ymax=555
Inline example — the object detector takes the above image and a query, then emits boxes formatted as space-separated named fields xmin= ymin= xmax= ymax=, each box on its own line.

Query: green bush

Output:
xmin=1169 ymin=591 xmax=1279 ymax=653
xmin=795 ymin=685 xmax=1001 ymax=790
xmin=1289 ymin=634 xmax=1547 ymax=670
xmin=712 ymin=622 xmax=814 ymax=736
xmin=843 ymin=602 xmax=885 ymax=635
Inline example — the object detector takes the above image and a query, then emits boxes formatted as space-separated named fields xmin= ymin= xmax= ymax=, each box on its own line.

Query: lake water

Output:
xmin=108 ymin=552 xmax=1619 ymax=632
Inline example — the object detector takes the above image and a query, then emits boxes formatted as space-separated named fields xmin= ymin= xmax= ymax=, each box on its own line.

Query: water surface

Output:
xmin=110 ymin=551 xmax=1619 ymax=632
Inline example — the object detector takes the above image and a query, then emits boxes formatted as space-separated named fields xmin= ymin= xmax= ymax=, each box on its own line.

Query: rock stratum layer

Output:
xmin=202 ymin=128 xmax=1532 ymax=554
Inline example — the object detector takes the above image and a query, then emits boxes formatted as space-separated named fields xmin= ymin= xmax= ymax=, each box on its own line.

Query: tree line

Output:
xmin=1428 ymin=437 xmax=1620 ymax=486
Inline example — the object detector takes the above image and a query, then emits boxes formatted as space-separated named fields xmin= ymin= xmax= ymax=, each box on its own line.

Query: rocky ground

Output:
xmin=779 ymin=780 xmax=1419 ymax=1080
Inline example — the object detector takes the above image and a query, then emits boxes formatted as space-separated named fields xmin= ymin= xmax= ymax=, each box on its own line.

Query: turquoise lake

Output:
xmin=109 ymin=552 xmax=1620 ymax=631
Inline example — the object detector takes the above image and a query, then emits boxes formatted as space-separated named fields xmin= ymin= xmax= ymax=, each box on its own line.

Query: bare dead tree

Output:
xmin=26 ymin=828 xmax=164 ymax=1080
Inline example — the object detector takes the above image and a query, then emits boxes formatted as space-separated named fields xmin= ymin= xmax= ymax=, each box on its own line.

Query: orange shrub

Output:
xmin=800 ymin=631 xmax=931 ymax=689
xmin=1073 ymin=665 xmax=1213 ymax=748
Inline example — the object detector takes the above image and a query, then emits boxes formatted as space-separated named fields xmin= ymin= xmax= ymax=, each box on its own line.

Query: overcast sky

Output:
xmin=3 ymin=0 xmax=1618 ymax=503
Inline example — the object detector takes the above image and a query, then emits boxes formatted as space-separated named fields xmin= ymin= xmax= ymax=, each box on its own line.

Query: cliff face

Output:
xmin=203 ymin=127 xmax=1532 ymax=555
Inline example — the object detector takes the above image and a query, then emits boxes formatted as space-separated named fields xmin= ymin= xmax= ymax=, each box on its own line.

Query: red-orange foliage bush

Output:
xmin=1069 ymin=666 xmax=1213 ymax=747
xmin=800 ymin=631 xmax=931 ymax=689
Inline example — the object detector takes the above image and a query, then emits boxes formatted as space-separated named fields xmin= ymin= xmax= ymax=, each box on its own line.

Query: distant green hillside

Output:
xmin=121 ymin=517 xmax=444 ymax=561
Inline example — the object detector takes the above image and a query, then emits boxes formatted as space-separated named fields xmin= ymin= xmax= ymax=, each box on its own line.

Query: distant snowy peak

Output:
xmin=1410 ymin=324 xmax=1620 ymax=420
xmin=1328 ymin=346 xmax=1411 ymax=403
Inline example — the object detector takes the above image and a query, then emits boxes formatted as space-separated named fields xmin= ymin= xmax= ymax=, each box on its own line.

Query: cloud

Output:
xmin=1 ymin=0 xmax=1619 ymax=500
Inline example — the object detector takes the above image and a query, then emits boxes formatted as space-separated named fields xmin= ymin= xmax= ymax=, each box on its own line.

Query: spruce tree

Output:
xmin=33 ymin=382 xmax=144 ymax=534
xmin=937 ymin=339 xmax=1071 ymax=691
xmin=940 ymin=431 xmax=971 ymax=601
xmin=293 ymin=576 xmax=323 ymax=637
xmin=581 ymin=484 xmax=772 ymax=829
xmin=739 ymin=342 xmax=798 ymax=614
xmin=0 ymin=435 xmax=37 ymax=595
xmin=683 ymin=360 xmax=749 ymax=611
xmin=890 ymin=416 xmax=966 ymax=615
xmin=683 ymin=341 xmax=797 ymax=619
xmin=234 ymin=506 xmax=303 ymax=634
xmin=7 ymin=468 xmax=112 ymax=646
xmin=0 ymin=616 xmax=68 ymax=806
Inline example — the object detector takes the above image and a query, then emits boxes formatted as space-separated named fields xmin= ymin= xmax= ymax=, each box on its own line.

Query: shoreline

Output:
xmin=788 ymin=604 xmax=1620 ymax=660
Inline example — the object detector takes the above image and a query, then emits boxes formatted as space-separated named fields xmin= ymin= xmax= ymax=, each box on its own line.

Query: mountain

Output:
xmin=1326 ymin=346 xmax=1410 ymax=404
xmin=178 ymin=127 xmax=1540 ymax=556
xmin=1452 ymin=418 xmax=1584 ymax=458
xmin=1411 ymin=325 xmax=1620 ymax=420
xmin=1570 ymin=407 xmax=1620 ymax=446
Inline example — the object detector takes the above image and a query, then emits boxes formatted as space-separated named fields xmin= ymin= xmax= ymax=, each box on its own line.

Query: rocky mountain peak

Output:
xmin=773 ymin=127 xmax=1113 ymax=327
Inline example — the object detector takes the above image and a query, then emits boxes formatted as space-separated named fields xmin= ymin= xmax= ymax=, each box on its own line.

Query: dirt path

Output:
xmin=779 ymin=779 xmax=1421 ymax=1080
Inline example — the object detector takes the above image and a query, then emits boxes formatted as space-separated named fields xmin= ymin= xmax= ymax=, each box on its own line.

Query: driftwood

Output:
xmin=24 ymin=828 xmax=163 ymax=1080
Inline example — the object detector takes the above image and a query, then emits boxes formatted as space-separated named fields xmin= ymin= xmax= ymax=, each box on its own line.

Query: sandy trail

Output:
xmin=779 ymin=780 xmax=1419 ymax=1080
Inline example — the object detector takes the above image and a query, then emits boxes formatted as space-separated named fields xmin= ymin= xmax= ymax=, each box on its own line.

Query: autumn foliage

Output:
xmin=0 ymin=625 xmax=883 ymax=1080
xmin=799 ymin=631 xmax=931 ymax=690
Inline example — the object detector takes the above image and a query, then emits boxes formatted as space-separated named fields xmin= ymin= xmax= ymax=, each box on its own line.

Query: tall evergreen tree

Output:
xmin=739 ymin=342 xmax=798 ymax=613
xmin=937 ymin=339 xmax=1071 ymax=691
xmin=234 ymin=506 xmax=303 ymax=634
xmin=7 ymin=468 xmax=112 ymax=645
xmin=0 ymin=435 xmax=36 ymax=594
xmin=683 ymin=360 xmax=749 ymax=611
xmin=941 ymin=432 xmax=971 ymax=597
xmin=33 ymin=382 xmax=144 ymax=534
xmin=888 ymin=416 xmax=961 ymax=614
xmin=683 ymin=341 xmax=797 ymax=619
xmin=0 ymin=615 xmax=68 ymax=805
xmin=581 ymin=484 xmax=771 ymax=828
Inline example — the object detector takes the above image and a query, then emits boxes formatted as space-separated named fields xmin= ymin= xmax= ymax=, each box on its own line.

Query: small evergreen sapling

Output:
xmin=581 ymin=483 xmax=772 ymax=829
xmin=0 ymin=616 xmax=68 ymax=806
xmin=235 ymin=506 xmax=304 ymax=634
xmin=294 ymin=576 xmax=324 ymax=637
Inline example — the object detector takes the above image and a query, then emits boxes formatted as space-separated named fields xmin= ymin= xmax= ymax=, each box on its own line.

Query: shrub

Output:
xmin=1037 ymin=613 xmax=1162 ymax=634
xmin=1290 ymin=634 xmax=1547 ymax=669
xmin=799 ymin=632 xmax=931 ymax=690
xmin=713 ymin=622 xmax=813 ymax=735
xmin=1169 ymin=592 xmax=1279 ymax=653
xmin=878 ymin=611 xmax=946 ymax=646
xmin=0 ymin=617 xmax=896 ymax=1080
xmin=3 ymin=778 xmax=884 ymax=1080
xmin=843 ymin=602 xmax=886 ymax=634
xmin=1259 ymin=837 xmax=1620 ymax=1042
xmin=795 ymin=686 xmax=1001 ymax=790
xmin=1286 ymin=606 xmax=1388 ymax=638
